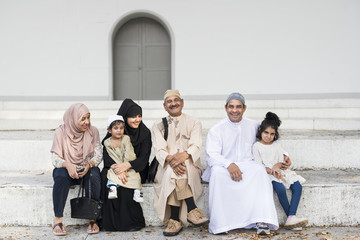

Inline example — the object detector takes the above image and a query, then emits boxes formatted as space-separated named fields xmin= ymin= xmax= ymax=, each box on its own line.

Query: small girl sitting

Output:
xmin=105 ymin=115 xmax=143 ymax=202
xmin=253 ymin=112 xmax=308 ymax=230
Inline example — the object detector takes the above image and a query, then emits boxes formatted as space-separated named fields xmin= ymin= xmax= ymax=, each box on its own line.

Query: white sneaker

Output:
xmin=292 ymin=227 xmax=303 ymax=231
xmin=108 ymin=186 xmax=118 ymax=199
xmin=133 ymin=189 xmax=144 ymax=202
xmin=256 ymin=222 xmax=270 ymax=235
xmin=284 ymin=216 xmax=308 ymax=229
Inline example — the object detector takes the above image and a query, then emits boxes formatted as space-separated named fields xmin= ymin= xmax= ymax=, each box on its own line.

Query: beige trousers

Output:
xmin=167 ymin=179 xmax=193 ymax=207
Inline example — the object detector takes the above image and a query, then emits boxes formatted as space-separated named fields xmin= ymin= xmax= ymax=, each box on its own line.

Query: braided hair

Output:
xmin=256 ymin=112 xmax=282 ymax=141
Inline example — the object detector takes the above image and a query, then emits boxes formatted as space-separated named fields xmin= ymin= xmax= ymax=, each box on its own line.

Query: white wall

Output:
xmin=0 ymin=0 xmax=359 ymax=99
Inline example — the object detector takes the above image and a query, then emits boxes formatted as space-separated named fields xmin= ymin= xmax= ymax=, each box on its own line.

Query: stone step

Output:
xmin=1 ymin=130 xmax=359 ymax=172
xmin=2 ymin=118 xmax=360 ymax=131
xmin=0 ymin=169 xmax=359 ymax=227
xmin=0 ymin=99 xmax=359 ymax=130
xmin=1 ymin=108 xmax=360 ymax=120
xmin=2 ymin=98 xmax=360 ymax=110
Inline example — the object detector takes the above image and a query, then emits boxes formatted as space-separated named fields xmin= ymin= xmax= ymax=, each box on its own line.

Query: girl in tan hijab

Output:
xmin=51 ymin=103 xmax=102 ymax=236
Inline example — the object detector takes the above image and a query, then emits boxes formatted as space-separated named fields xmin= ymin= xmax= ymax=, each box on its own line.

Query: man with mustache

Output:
xmin=152 ymin=89 xmax=209 ymax=236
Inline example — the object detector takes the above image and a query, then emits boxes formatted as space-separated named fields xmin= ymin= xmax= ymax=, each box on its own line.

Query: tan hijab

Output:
xmin=51 ymin=103 xmax=99 ymax=164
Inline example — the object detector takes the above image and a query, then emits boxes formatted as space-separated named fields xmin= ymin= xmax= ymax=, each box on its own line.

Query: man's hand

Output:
xmin=281 ymin=155 xmax=292 ymax=170
xmin=227 ymin=163 xmax=243 ymax=182
xmin=172 ymin=162 xmax=187 ymax=176
xmin=166 ymin=152 xmax=189 ymax=176
xmin=167 ymin=152 xmax=188 ymax=168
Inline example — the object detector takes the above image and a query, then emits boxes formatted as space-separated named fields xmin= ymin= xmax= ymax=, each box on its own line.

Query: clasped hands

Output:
xmin=112 ymin=162 xmax=131 ymax=184
xmin=266 ymin=154 xmax=292 ymax=182
xmin=267 ymin=163 xmax=286 ymax=182
xmin=65 ymin=162 xmax=90 ymax=179
xmin=166 ymin=152 xmax=189 ymax=176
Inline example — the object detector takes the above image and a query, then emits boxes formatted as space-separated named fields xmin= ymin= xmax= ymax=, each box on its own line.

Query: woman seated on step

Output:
xmin=51 ymin=103 xmax=102 ymax=236
xmin=100 ymin=99 xmax=152 ymax=231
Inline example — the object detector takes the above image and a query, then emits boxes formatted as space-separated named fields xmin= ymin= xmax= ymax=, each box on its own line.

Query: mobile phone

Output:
xmin=77 ymin=166 xmax=85 ymax=173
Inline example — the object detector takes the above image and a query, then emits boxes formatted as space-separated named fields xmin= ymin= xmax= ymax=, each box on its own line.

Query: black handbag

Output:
xmin=70 ymin=172 xmax=102 ymax=220
xmin=147 ymin=117 xmax=168 ymax=183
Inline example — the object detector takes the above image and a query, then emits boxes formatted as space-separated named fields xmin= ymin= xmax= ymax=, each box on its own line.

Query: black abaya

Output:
xmin=100 ymin=99 xmax=152 ymax=231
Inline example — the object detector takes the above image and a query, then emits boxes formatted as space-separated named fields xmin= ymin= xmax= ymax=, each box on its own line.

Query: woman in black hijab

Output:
xmin=100 ymin=99 xmax=152 ymax=231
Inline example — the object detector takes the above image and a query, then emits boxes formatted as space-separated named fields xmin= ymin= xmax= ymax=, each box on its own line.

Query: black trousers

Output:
xmin=52 ymin=167 xmax=101 ymax=218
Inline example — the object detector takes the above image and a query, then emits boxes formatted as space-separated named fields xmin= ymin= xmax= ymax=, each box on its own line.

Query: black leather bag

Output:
xmin=70 ymin=173 xmax=102 ymax=220
xmin=147 ymin=117 xmax=168 ymax=183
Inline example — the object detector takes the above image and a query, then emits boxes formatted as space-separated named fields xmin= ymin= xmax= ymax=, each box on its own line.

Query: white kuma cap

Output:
xmin=107 ymin=115 xmax=124 ymax=128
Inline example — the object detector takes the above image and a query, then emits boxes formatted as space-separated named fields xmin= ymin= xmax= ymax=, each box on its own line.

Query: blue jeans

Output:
xmin=52 ymin=167 xmax=101 ymax=218
xmin=272 ymin=181 xmax=302 ymax=216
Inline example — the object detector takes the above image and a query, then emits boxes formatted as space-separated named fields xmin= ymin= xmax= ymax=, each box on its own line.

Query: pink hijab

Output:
xmin=51 ymin=103 xmax=99 ymax=164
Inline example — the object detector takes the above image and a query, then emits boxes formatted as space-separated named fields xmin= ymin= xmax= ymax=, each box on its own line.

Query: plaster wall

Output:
xmin=0 ymin=0 xmax=359 ymax=99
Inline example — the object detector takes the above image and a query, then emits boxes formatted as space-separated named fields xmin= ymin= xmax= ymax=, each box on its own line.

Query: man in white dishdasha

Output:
xmin=202 ymin=92 xmax=290 ymax=235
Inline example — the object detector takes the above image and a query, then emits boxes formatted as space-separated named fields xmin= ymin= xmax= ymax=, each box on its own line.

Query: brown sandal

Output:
xmin=53 ymin=222 xmax=67 ymax=236
xmin=87 ymin=221 xmax=99 ymax=234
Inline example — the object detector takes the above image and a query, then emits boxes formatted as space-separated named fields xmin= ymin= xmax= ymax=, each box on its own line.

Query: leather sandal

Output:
xmin=53 ymin=222 xmax=67 ymax=236
xmin=87 ymin=221 xmax=100 ymax=234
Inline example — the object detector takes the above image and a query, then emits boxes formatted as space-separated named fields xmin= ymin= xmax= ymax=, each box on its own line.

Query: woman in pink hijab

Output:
xmin=51 ymin=103 xmax=102 ymax=236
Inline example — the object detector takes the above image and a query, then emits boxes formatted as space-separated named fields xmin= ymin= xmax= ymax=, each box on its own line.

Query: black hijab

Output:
xmin=102 ymin=99 xmax=149 ymax=148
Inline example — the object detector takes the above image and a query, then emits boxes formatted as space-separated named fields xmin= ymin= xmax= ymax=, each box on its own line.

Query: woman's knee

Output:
xmin=89 ymin=167 xmax=101 ymax=179
xmin=53 ymin=168 xmax=70 ymax=183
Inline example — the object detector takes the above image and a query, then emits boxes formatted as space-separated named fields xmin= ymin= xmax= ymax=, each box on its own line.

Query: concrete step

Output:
xmin=2 ymin=118 xmax=360 ymax=131
xmin=1 ymin=130 xmax=359 ymax=172
xmin=1 ymin=108 xmax=360 ymax=120
xmin=0 ymin=169 xmax=359 ymax=227
xmin=2 ymin=98 xmax=360 ymax=110
xmin=0 ymin=99 xmax=360 ymax=130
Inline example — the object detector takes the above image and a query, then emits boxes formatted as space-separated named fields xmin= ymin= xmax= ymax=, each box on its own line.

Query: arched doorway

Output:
xmin=113 ymin=17 xmax=171 ymax=100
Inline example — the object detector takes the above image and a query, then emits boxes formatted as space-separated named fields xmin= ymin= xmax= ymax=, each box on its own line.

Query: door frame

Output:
xmin=108 ymin=10 xmax=175 ymax=100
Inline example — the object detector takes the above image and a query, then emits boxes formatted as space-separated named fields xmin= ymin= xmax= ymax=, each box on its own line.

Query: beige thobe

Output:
xmin=152 ymin=113 xmax=203 ymax=226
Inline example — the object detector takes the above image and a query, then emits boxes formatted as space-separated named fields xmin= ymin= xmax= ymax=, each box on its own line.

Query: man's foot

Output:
xmin=292 ymin=227 xmax=303 ymax=231
xmin=284 ymin=215 xmax=308 ymax=229
xmin=256 ymin=222 xmax=270 ymax=235
xmin=53 ymin=222 xmax=67 ymax=236
xmin=87 ymin=221 xmax=99 ymax=234
xmin=163 ymin=219 xmax=183 ymax=236
xmin=108 ymin=186 xmax=118 ymax=199
xmin=133 ymin=189 xmax=144 ymax=202
xmin=187 ymin=208 xmax=209 ymax=227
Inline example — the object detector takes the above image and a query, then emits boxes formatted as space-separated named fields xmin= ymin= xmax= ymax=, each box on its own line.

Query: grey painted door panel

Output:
xmin=114 ymin=18 xmax=170 ymax=100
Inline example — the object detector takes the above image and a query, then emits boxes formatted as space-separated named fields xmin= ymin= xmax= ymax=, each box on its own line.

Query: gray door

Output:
xmin=113 ymin=18 xmax=171 ymax=100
